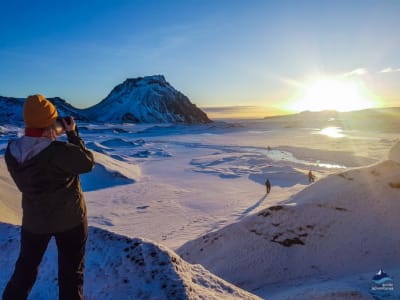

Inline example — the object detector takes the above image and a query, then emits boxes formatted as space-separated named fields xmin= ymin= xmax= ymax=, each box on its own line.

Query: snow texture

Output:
xmin=0 ymin=223 xmax=259 ymax=300
xmin=80 ymin=151 xmax=140 ymax=191
xmin=179 ymin=159 xmax=400 ymax=298
xmin=1 ymin=115 xmax=400 ymax=299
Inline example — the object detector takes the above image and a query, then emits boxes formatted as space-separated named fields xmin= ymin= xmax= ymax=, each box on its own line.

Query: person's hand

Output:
xmin=62 ymin=116 xmax=76 ymax=132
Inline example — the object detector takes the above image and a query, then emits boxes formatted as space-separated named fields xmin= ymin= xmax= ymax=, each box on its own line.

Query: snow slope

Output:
xmin=0 ymin=222 xmax=260 ymax=300
xmin=0 ymin=158 xmax=21 ymax=225
xmin=80 ymin=151 xmax=141 ymax=192
xmin=388 ymin=140 xmax=400 ymax=163
xmin=0 ymin=149 xmax=142 ymax=222
xmin=178 ymin=159 xmax=400 ymax=297
xmin=85 ymin=75 xmax=211 ymax=124
xmin=0 ymin=152 xmax=260 ymax=299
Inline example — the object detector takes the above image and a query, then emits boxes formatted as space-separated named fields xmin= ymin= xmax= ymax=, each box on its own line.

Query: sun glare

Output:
xmin=288 ymin=78 xmax=378 ymax=112
xmin=319 ymin=127 xmax=345 ymax=138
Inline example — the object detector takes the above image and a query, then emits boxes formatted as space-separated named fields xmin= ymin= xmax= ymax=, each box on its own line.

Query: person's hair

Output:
xmin=41 ymin=124 xmax=58 ymax=140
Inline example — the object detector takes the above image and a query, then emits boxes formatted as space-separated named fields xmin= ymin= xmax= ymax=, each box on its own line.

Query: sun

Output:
xmin=288 ymin=78 xmax=378 ymax=112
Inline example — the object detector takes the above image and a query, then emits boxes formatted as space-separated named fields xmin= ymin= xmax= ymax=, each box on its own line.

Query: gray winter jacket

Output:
xmin=5 ymin=131 xmax=95 ymax=234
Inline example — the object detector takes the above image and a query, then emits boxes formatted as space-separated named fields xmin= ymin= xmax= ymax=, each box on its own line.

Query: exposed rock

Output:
xmin=85 ymin=75 xmax=211 ymax=124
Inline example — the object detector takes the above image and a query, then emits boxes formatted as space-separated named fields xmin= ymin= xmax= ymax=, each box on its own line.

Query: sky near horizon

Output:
xmin=1 ymin=0 xmax=400 ymax=116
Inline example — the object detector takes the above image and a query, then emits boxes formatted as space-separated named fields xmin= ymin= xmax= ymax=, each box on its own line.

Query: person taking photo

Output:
xmin=2 ymin=94 xmax=95 ymax=300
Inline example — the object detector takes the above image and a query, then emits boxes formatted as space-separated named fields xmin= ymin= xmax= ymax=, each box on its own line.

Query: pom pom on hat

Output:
xmin=24 ymin=94 xmax=58 ymax=129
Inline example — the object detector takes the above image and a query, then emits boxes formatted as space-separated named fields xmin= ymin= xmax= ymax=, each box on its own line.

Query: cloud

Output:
xmin=343 ymin=68 xmax=368 ymax=77
xmin=380 ymin=67 xmax=400 ymax=73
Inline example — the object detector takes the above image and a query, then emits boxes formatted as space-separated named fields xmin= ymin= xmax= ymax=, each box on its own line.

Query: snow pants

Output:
xmin=2 ymin=220 xmax=87 ymax=300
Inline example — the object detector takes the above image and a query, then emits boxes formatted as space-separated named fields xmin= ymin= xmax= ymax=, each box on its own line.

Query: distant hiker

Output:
xmin=265 ymin=179 xmax=271 ymax=194
xmin=308 ymin=170 xmax=315 ymax=183
xmin=3 ymin=95 xmax=95 ymax=300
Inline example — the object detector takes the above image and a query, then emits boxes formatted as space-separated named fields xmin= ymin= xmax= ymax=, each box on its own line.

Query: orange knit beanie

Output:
xmin=24 ymin=94 xmax=58 ymax=128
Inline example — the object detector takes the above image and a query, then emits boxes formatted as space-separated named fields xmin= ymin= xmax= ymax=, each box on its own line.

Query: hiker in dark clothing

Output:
xmin=308 ymin=170 xmax=315 ymax=183
xmin=265 ymin=179 xmax=271 ymax=194
xmin=2 ymin=95 xmax=95 ymax=300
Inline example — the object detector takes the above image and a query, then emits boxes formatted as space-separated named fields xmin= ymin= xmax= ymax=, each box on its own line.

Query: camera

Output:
xmin=54 ymin=116 xmax=73 ymax=135
xmin=56 ymin=116 xmax=73 ymax=128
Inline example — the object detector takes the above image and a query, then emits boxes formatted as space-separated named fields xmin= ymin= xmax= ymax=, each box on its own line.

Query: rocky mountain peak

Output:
xmin=0 ymin=75 xmax=212 ymax=124
xmin=87 ymin=75 xmax=211 ymax=124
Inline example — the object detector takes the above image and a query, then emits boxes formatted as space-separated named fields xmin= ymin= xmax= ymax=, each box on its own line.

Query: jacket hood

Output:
xmin=8 ymin=136 xmax=52 ymax=164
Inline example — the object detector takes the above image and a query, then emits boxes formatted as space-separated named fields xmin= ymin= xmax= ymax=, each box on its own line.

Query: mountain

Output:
xmin=178 ymin=144 xmax=400 ymax=293
xmin=0 ymin=96 xmax=25 ymax=126
xmin=85 ymin=75 xmax=211 ymax=124
xmin=263 ymin=107 xmax=400 ymax=132
xmin=0 ymin=75 xmax=211 ymax=125
xmin=47 ymin=97 xmax=90 ymax=121
xmin=0 ymin=96 xmax=89 ymax=125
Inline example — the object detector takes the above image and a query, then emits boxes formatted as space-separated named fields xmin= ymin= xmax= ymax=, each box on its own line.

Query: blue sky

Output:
xmin=1 ymin=0 xmax=399 ymax=114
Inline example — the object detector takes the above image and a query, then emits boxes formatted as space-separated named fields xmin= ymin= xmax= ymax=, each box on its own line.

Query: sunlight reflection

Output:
xmin=319 ymin=127 xmax=345 ymax=138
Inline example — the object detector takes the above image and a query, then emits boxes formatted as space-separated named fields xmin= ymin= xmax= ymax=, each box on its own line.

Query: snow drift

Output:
xmin=0 ymin=158 xmax=21 ymax=225
xmin=80 ymin=151 xmax=141 ymax=191
xmin=0 ymin=223 xmax=260 ymax=300
xmin=178 ymin=159 xmax=400 ymax=292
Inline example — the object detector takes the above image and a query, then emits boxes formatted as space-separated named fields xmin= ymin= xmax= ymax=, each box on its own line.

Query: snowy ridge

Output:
xmin=0 ymin=75 xmax=211 ymax=124
xmin=0 ymin=96 xmax=89 ymax=124
xmin=85 ymin=75 xmax=211 ymax=124
xmin=178 ymin=159 xmax=400 ymax=296
xmin=46 ymin=97 xmax=89 ymax=121
xmin=0 ymin=96 xmax=24 ymax=126
xmin=0 ymin=222 xmax=260 ymax=300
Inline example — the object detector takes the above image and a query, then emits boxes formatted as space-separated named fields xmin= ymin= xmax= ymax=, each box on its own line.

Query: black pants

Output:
xmin=2 ymin=220 xmax=88 ymax=300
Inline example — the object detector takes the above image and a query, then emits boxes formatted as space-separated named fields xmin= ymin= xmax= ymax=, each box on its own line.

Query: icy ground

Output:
xmin=0 ymin=119 xmax=399 ymax=299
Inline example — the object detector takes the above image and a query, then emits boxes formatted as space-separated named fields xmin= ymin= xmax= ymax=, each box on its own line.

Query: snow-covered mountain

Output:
xmin=0 ymin=97 xmax=25 ymax=126
xmin=0 ymin=76 xmax=211 ymax=124
xmin=85 ymin=75 xmax=211 ymax=124
xmin=47 ymin=97 xmax=90 ymax=121
xmin=0 ymin=96 xmax=89 ymax=125
xmin=178 ymin=156 xmax=400 ymax=295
